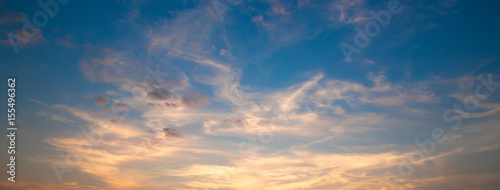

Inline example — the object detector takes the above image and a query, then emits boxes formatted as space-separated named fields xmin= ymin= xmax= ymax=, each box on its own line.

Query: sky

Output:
xmin=0 ymin=0 xmax=500 ymax=189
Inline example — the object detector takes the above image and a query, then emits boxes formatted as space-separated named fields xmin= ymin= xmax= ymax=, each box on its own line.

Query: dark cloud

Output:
xmin=181 ymin=91 xmax=209 ymax=107
xmin=113 ymin=102 xmax=130 ymax=110
xmin=94 ymin=96 xmax=110 ymax=106
xmin=148 ymin=88 xmax=175 ymax=100
xmin=162 ymin=127 xmax=181 ymax=138
xmin=165 ymin=102 xmax=179 ymax=108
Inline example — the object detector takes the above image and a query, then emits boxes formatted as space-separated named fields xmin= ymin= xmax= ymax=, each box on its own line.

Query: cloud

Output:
xmin=36 ymin=104 xmax=232 ymax=189
xmin=0 ymin=10 xmax=45 ymax=49
xmin=29 ymin=98 xmax=45 ymax=104
xmin=252 ymin=14 xmax=277 ymax=29
xmin=148 ymin=3 xmax=218 ymax=59
xmin=94 ymin=96 xmax=110 ymax=106
xmin=311 ymin=72 xmax=437 ymax=109
xmin=35 ymin=99 xmax=500 ymax=189
xmin=327 ymin=0 xmax=371 ymax=25
xmin=297 ymin=0 xmax=312 ymax=8
xmin=55 ymin=34 xmax=77 ymax=48
xmin=0 ymin=11 xmax=25 ymax=25
xmin=23 ymin=1 xmax=500 ymax=189
xmin=169 ymin=149 xmax=408 ymax=189
xmin=113 ymin=102 xmax=130 ymax=110
xmin=219 ymin=48 xmax=227 ymax=56
xmin=0 ymin=28 xmax=44 ymax=50
xmin=181 ymin=91 xmax=210 ymax=107
xmin=162 ymin=127 xmax=182 ymax=138
xmin=79 ymin=48 xmax=144 ymax=83
xmin=147 ymin=88 xmax=176 ymax=100
xmin=50 ymin=114 xmax=75 ymax=124
xmin=272 ymin=5 xmax=290 ymax=15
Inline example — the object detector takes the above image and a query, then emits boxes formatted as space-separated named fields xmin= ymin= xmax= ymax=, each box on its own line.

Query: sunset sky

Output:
xmin=1 ymin=0 xmax=500 ymax=189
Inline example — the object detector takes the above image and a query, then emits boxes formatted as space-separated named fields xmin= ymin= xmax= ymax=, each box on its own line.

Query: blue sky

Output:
xmin=1 ymin=0 xmax=500 ymax=189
